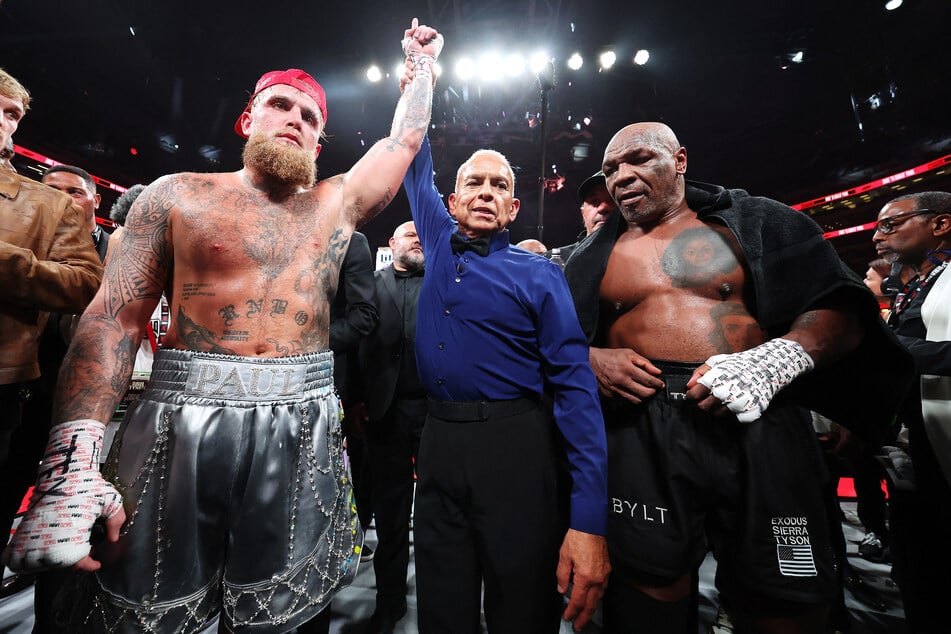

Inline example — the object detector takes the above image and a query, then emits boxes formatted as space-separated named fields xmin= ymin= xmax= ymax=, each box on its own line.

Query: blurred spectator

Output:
xmin=0 ymin=68 xmax=103 ymax=548
xmin=358 ymin=221 xmax=427 ymax=633
xmin=0 ymin=137 xmax=15 ymax=172
xmin=328 ymin=231 xmax=379 ymax=559
xmin=42 ymin=165 xmax=108 ymax=261
xmin=871 ymin=191 xmax=951 ymax=631
xmin=104 ymin=183 xmax=146 ymax=261
xmin=548 ymin=171 xmax=616 ymax=262
xmin=515 ymin=238 xmax=548 ymax=254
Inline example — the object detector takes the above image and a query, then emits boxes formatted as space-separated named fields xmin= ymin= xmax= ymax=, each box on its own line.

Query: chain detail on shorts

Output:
xmin=222 ymin=401 xmax=361 ymax=628
xmin=83 ymin=388 xmax=361 ymax=632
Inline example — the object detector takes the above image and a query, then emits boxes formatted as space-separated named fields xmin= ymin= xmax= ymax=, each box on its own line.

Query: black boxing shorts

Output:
xmin=602 ymin=360 xmax=836 ymax=606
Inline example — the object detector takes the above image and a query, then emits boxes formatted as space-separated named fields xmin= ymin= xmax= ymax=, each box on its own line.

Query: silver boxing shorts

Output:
xmin=83 ymin=348 xmax=362 ymax=633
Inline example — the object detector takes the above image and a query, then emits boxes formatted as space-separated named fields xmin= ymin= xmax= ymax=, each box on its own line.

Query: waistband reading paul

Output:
xmin=148 ymin=349 xmax=334 ymax=402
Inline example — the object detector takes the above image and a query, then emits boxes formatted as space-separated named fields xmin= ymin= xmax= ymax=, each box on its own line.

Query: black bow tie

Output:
xmin=450 ymin=233 xmax=491 ymax=257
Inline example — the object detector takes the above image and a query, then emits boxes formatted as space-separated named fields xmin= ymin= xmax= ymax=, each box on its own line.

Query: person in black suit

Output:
xmin=329 ymin=230 xmax=379 ymax=550
xmin=358 ymin=220 xmax=427 ymax=633
xmin=293 ymin=230 xmax=379 ymax=634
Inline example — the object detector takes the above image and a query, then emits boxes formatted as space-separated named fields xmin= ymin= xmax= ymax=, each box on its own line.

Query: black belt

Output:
xmin=650 ymin=360 xmax=700 ymax=403
xmin=427 ymin=396 xmax=539 ymax=422
xmin=602 ymin=360 xmax=702 ymax=414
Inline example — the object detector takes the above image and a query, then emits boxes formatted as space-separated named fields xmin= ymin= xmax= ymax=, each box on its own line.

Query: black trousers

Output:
xmin=364 ymin=397 xmax=427 ymax=609
xmin=0 ymin=380 xmax=49 ymax=549
xmin=891 ymin=416 xmax=951 ymax=632
xmin=0 ymin=382 xmax=26 ymax=468
xmin=415 ymin=398 xmax=567 ymax=634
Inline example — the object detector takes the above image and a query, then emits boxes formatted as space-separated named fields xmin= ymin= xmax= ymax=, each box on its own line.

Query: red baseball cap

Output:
xmin=233 ymin=69 xmax=328 ymax=138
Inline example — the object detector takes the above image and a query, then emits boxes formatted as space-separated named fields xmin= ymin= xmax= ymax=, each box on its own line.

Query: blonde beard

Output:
xmin=242 ymin=132 xmax=316 ymax=187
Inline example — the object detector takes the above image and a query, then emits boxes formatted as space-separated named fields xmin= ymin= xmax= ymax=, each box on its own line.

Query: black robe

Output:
xmin=565 ymin=180 xmax=914 ymax=436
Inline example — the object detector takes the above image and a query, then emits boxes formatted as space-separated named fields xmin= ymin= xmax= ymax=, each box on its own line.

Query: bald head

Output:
xmin=607 ymin=122 xmax=681 ymax=157
xmin=390 ymin=220 xmax=424 ymax=272
xmin=602 ymin=121 xmax=688 ymax=225
xmin=515 ymin=238 xmax=547 ymax=254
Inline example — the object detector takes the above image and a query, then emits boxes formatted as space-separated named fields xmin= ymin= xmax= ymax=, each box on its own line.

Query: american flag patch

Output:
xmin=776 ymin=544 xmax=817 ymax=576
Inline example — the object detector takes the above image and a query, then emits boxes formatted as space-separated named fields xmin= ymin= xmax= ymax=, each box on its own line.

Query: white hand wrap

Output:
xmin=2 ymin=419 xmax=123 ymax=571
xmin=697 ymin=338 xmax=814 ymax=423
xmin=401 ymin=32 xmax=444 ymax=61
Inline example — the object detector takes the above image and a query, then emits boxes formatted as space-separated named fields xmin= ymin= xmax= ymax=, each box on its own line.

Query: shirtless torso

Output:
xmin=599 ymin=212 xmax=766 ymax=362
xmin=154 ymin=171 xmax=351 ymax=357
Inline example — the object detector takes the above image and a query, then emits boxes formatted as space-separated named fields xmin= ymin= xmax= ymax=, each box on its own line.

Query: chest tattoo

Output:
xmin=661 ymin=227 xmax=739 ymax=288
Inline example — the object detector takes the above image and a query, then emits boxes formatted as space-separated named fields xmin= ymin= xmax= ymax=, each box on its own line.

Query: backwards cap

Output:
xmin=233 ymin=69 xmax=327 ymax=138
xmin=577 ymin=171 xmax=606 ymax=202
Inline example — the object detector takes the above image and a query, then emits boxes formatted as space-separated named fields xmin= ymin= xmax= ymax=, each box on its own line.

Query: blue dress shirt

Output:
xmin=403 ymin=137 xmax=608 ymax=535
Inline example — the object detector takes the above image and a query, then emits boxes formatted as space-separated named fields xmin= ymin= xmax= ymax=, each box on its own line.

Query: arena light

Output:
xmin=791 ymin=50 xmax=804 ymax=64
xmin=599 ymin=50 xmax=617 ymax=70
xmin=455 ymin=57 xmax=476 ymax=81
xmin=478 ymin=53 xmax=506 ymax=82
xmin=433 ymin=62 xmax=443 ymax=78
xmin=567 ymin=52 xmax=584 ymax=71
xmin=633 ymin=49 xmax=650 ymax=65
xmin=885 ymin=0 xmax=902 ymax=9
xmin=505 ymin=53 xmax=526 ymax=77
xmin=366 ymin=65 xmax=382 ymax=82
xmin=529 ymin=52 xmax=550 ymax=75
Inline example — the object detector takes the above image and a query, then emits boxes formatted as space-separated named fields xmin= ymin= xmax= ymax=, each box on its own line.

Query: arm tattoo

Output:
xmin=55 ymin=315 xmax=137 ymax=422
xmin=389 ymin=54 xmax=434 ymax=141
xmin=369 ymin=186 xmax=395 ymax=216
xmin=53 ymin=176 xmax=172 ymax=423
xmin=105 ymin=179 xmax=174 ymax=318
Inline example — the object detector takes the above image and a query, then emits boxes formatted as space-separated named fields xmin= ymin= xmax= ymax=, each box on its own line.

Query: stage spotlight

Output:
xmin=599 ymin=51 xmax=616 ymax=70
xmin=791 ymin=50 xmax=804 ymax=64
xmin=456 ymin=57 xmax=476 ymax=81
xmin=529 ymin=52 xmax=550 ymax=75
xmin=366 ymin=65 xmax=382 ymax=82
xmin=567 ymin=53 xmax=583 ymax=71
xmin=885 ymin=0 xmax=902 ymax=9
xmin=633 ymin=49 xmax=650 ymax=65
xmin=506 ymin=53 xmax=526 ymax=77
xmin=478 ymin=53 xmax=505 ymax=82
xmin=583 ymin=116 xmax=592 ymax=126
xmin=433 ymin=62 xmax=443 ymax=78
